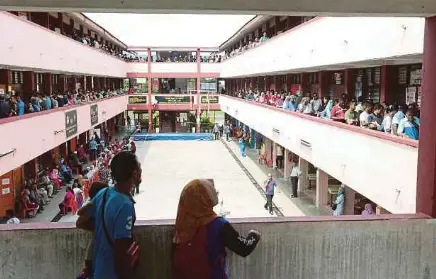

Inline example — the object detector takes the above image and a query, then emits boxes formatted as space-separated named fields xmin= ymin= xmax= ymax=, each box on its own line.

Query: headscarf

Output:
xmin=174 ymin=179 xmax=219 ymax=244
xmin=361 ymin=203 xmax=374 ymax=216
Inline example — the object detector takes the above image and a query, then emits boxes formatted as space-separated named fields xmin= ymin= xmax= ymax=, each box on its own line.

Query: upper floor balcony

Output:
xmin=220 ymin=17 xmax=424 ymax=78
xmin=0 ymin=12 xmax=127 ymax=77
xmin=0 ymin=95 xmax=128 ymax=176
xmin=127 ymin=93 xmax=220 ymax=111
xmin=220 ymin=95 xmax=418 ymax=214
xmin=0 ymin=215 xmax=431 ymax=279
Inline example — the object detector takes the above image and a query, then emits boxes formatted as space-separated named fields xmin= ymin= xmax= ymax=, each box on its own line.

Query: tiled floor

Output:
xmin=223 ymin=139 xmax=330 ymax=217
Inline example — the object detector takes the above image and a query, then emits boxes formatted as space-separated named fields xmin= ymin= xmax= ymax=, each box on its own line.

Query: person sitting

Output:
xmin=59 ymin=160 xmax=73 ymax=183
xmin=173 ymin=179 xmax=261 ymax=279
xmin=40 ymin=172 xmax=55 ymax=197
xmin=59 ymin=187 xmax=75 ymax=215
xmin=28 ymin=184 xmax=45 ymax=211
xmin=6 ymin=209 xmax=20 ymax=224
xmin=344 ymin=101 xmax=358 ymax=125
xmin=77 ymin=144 xmax=88 ymax=163
xmin=21 ymin=189 xmax=39 ymax=217
xmin=49 ymin=167 xmax=62 ymax=190
xmin=330 ymin=99 xmax=346 ymax=122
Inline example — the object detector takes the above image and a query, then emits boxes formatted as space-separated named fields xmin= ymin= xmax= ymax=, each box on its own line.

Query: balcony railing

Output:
xmin=0 ymin=214 xmax=429 ymax=279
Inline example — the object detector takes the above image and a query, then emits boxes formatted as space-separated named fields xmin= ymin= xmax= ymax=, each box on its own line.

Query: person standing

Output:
xmin=333 ymin=187 xmax=345 ymax=216
xmin=224 ymin=121 xmax=231 ymax=141
xmin=275 ymin=145 xmax=284 ymax=169
xmin=289 ymin=161 xmax=302 ymax=198
xmin=264 ymin=173 xmax=277 ymax=215
xmin=88 ymin=137 xmax=98 ymax=161
xmin=239 ymin=133 xmax=248 ymax=157
xmin=76 ymin=151 xmax=142 ymax=279
xmin=213 ymin=123 xmax=220 ymax=140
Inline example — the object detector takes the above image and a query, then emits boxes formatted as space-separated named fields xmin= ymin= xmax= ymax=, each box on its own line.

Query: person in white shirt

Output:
xmin=6 ymin=209 xmax=20 ymax=224
xmin=275 ymin=145 xmax=284 ymax=169
xmin=392 ymin=104 xmax=408 ymax=135
xmin=289 ymin=161 xmax=302 ymax=198
xmin=359 ymin=102 xmax=373 ymax=128
xmin=311 ymin=93 xmax=323 ymax=113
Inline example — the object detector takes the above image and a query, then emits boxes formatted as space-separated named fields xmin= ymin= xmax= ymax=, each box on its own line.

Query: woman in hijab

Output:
xmin=319 ymin=99 xmax=334 ymax=119
xmin=173 ymin=179 xmax=261 ymax=279
xmin=333 ymin=187 xmax=345 ymax=216
xmin=361 ymin=203 xmax=374 ymax=216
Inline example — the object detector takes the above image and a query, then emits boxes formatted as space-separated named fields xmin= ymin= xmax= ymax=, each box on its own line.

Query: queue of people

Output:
xmin=0 ymin=89 xmax=125 ymax=119
xmin=232 ymin=89 xmax=420 ymax=140
xmin=223 ymin=31 xmax=270 ymax=60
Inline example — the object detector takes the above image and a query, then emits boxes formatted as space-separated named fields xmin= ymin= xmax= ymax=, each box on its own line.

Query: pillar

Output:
xmin=298 ymin=157 xmax=308 ymax=191
xmin=301 ymin=73 xmax=309 ymax=94
xmin=283 ymin=149 xmax=291 ymax=178
xmin=23 ymin=71 xmax=35 ymax=102
xmin=147 ymin=48 xmax=153 ymax=132
xmin=344 ymin=68 xmax=356 ymax=98
xmin=196 ymin=48 xmax=201 ymax=132
xmin=315 ymin=169 xmax=328 ymax=207
xmin=43 ymin=73 xmax=53 ymax=95
xmin=344 ymin=186 xmax=356 ymax=215
xmin=380 ymin=65 xmax=395 ymax=104
xmin=376 ymin=205 xmax=390 ymax=215
xmin=416 ymin=17 xmax=436 ymax=217
xmin=318 ymin=71 xmax=330 ymax=97
xmin=58 ymin=75 xmax=66 ymax=93
xmin=272 ymin=142 xmax=277 ymax=169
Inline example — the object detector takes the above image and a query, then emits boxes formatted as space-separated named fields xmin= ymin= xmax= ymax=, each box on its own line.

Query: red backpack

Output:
xmin=173 ymin=226 xmax=213 ymax=279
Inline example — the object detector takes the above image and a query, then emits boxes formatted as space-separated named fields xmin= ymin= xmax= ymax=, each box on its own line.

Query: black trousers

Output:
xmin=226 ymin=133 xmax=230 ymax=141
xmin=276 ymin=155 xmax=283 ymax=169
xmin=264 ymin=194 xmax=274 ymax=213
xmin=291 ymin=176 xmax=299 ymax=197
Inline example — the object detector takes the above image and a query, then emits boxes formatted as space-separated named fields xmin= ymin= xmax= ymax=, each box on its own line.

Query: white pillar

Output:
xmin=344 ymin=186 xmax=356 ymax=215
xmin=298 ymin=157 xmax=308 ymax=191
xmin=376 ymin=205 xmax=390 ymax=215
xmin=272 ymin=142 xmax=277 ymax=169
xmin=284 ymin=149 xmax=291 ymax=179
xmin=316 ymin=169 xmax=329 ymax=207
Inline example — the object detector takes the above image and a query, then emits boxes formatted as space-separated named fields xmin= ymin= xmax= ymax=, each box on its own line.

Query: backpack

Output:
xmin=173 ymin=219 xmax=226 ymax=279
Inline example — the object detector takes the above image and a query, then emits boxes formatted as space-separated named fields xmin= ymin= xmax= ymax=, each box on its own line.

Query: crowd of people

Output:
xmin=0 ymin=89 xmax=125 ymax=119
xmin=232 ymin=89 xmax=420 ymax=140
xmin=153 ymin=54 xmax=222 ymax=63
xmin=223 ymin=32 xmax=270 ymax=60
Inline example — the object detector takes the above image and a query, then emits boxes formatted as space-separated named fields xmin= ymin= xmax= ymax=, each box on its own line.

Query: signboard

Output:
xmin=201 ymin=95 xmax=219 ymax=104
xmin=129 ymin=96 xmax=148 ymax=104
xmin=405 ymin=87 xmax=417 ymax=105
xmin=65 ymin=110 xmax=78 ymax=138
xmin=90 ymin=104 xmax=98 ymax=125
xmin=155 ymin=96 xmax=193 ymax=104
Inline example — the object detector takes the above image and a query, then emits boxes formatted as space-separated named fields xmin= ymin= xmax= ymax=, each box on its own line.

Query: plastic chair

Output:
xmin=258 ymin=150 xmax=269 ymax=165
xmin=21 ymin=199 xmax=38 ymax=219
xmin=63 ymin=196 xmax=78 ymax=215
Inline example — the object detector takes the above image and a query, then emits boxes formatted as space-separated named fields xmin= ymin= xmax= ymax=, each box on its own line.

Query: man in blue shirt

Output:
xmin=264 ymin=173 xmax=277 ymax=215
xmin=77 ymin=151 xmax=142 ymax=279
xmin=89 ymin=137 xmax=98 ymax=161
xmin=397 ymin=109 xmax=420 ymax=140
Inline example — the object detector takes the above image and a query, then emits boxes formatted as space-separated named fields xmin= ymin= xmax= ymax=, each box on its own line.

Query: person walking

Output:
xmin=264 ymin=173 xmax=277 ymax=215
xmin=239 ymin=133 xmax=248 ymax=157
xmin=289 ymin=161 xmax=302 ymax=198
xmin=213 ymin=123 xmax=220 ymax=140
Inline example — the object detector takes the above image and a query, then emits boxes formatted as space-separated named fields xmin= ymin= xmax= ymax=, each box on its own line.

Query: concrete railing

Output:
xmin=0 ymin=215 xmax=432 ymax=279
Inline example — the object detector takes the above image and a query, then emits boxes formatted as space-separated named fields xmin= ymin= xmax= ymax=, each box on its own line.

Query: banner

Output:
xmin=129 ymin=96 xmax=148 ymax=104
xmin=65 ymin=110 xmax=78 ymax=138
xmin=155 ymin=96 xmax=193 ymax=104
xmin=200 ymin=95 xmax=219 ymax=104
xmin=90 ymin=104 xmax=98 ymax=125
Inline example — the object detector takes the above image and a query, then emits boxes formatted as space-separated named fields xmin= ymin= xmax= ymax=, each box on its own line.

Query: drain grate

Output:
xmin=221 ymin=139 xmax=284 ymax=217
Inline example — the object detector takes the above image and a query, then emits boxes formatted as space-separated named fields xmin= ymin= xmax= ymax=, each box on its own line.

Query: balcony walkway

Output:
xmin=222 ymin=138 xmax=329 ymax=217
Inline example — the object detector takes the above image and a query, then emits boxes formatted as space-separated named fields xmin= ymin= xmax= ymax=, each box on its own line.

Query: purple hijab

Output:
xmin=361 ymin=203 xmax=374 ymax=216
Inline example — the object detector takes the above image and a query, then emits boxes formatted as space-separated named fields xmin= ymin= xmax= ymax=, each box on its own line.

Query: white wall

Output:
xmin=220 ymin=17 xmax=424 ymax=78
xmin=151 ymin=62 xmax=196 ymax=74
xmin=126 ymin=62 xmax=149 ymax=74
xmin=0 ymin=12 xmax=127 ymax=77
xmin=220 ymin=96 xmax=418 ymax=214
xmin=201 ymin=63 xmax=221 ymax=73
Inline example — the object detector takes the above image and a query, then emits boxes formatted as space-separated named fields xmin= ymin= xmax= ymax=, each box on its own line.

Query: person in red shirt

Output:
xmin=330 ymin=99 xmax=346 ymax=122
xmin=264 ymin=91 xmax=271 ymax=104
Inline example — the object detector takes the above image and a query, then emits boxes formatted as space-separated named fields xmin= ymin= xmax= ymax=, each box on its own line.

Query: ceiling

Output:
xmin=0 ymin=0 xmax=435 ymax=16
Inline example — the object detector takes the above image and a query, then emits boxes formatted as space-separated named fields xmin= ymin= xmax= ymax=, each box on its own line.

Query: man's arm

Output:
xmin=113 ymin=203 xmax=135 ymax=279
xmin=76 ymin=203 xmax=95 ymax=231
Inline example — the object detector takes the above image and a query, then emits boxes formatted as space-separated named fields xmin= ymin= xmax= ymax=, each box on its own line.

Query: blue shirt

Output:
xmin=265 ymin=179 xmax=277 ymax=195
xmin=17 ymin=100 xmax=25 ymax=115
xmin=89 ymin=139 xmax=98 ymax=150
xmin=398 ymin=117 xmax=420 ymax=140
xmin=89 ymin=187 xmax=135 ymax=279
